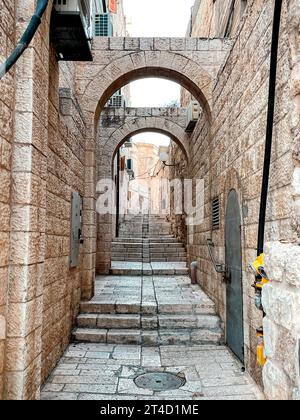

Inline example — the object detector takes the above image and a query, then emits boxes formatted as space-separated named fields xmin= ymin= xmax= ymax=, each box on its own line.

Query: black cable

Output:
xmin=257 ymin=0 xmax=283 ymax=256
xmin=0 ymin=0 xmax=49 ymax=80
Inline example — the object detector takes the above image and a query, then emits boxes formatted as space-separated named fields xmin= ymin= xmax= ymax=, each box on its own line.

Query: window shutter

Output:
xmin=120 ymin=156 xmax=126 ymax=171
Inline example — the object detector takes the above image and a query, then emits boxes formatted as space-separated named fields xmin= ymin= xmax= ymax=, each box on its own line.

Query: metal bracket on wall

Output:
xmin=206 ymin=239 xmax=231 ymax=284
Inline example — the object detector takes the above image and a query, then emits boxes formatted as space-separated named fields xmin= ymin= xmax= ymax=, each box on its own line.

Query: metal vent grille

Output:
xmin=94 ymin=13 xmax=113 ymax=36
xmin=212 ymin=197 xmax=220 ymax=230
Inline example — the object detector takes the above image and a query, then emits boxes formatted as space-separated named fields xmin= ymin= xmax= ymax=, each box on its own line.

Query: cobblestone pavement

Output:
xmin=41 ymin=343 xmax=264 ymax=400
xmin=42 ymin=275 xmax=264 ymax=400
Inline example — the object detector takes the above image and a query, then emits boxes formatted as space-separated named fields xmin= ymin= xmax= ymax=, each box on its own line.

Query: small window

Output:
xmin=212 ymin=197 xmax=220 ymax=230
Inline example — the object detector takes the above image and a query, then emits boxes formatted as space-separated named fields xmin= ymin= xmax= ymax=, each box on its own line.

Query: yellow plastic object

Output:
xmin=257 ymin=344 xmax=266 ymax=367
xmin=250 ymin=254 xmax=265 ymax=274
xmin=249 ymin=253 xmax=269 ymax=288
xmin=255 ymin=277 xmax=269 ymax=290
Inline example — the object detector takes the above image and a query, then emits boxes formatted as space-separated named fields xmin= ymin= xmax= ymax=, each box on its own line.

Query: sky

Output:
xmin=123 ymin=0 xmax=195 ymax=146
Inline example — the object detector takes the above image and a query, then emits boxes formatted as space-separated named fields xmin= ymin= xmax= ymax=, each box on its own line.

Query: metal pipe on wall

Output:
xmin=0 ymin=0 xmax=49 ymax=80
xmin=257 ymin=0 xmax=283 ymax=256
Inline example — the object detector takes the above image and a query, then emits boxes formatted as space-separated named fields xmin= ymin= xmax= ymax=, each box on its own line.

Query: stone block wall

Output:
xmin=41 ymin=51 xmax=85 ymax=384
xmin=0 ymin=1 xmax=88 ymax=399
xmin=185 ymin=0 xmax=300 ymax=393
xmin=3 ymin=0 xmax=52 ymax=400
xmin=168 ymin=142 xmax=188 ymax=245
xmin=262 ymin=0 xmax=300 ymax=400
xmin=0 ymin=0 xmax=16 ymax=400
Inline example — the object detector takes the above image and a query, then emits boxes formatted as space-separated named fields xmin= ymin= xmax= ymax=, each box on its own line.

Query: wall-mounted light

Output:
xmin=159 ymin=152 xmax=177 ymax=167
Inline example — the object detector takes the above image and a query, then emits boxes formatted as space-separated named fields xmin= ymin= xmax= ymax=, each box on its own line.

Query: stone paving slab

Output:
xmin=110 ymin=262 xmax=189 ymax=276
xmin=89 ymin=275 xmax=216 ymax=312
xmin=41 ymin=343 xmax=264 ymax=401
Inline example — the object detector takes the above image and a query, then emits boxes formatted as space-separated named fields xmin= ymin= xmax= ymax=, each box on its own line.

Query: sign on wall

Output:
xmin=108 ymin=0 xmax=118 ymax=14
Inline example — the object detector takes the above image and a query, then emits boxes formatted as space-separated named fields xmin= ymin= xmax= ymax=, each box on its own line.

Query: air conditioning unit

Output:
xmin=185 ymin=101 xmax=201 ymax=132
xmin=94 ymin=13 xmax=113 ymax=36
xmin=124 ymin=139 xmax=133 ymax=148
xmin=126 ymin=159 xmax=133 ymax=171
xmin=107 ymin=94 xmax=125 ymax=108
xmin=51 ymin=0 xmax=93 ymax=61
xmin=126 ymin=159 xmax=135 ymax=179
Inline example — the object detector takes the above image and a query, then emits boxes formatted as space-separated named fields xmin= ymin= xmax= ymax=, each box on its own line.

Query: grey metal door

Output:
xmin=225 ymin=190 xmax=244 ymax=363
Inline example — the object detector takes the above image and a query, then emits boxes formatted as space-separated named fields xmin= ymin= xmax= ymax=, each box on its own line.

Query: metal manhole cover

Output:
xmin=134 ymin=372 xmax=185 ymax=391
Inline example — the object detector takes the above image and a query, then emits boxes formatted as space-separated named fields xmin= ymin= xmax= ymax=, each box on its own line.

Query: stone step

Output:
xmin=110 ymin=268 xmax=143 ymax=276
xmin=151 ymin=257 xmax=187 ymax=262
xmin=77 ymin=313 xmax=220 ymax=330
xmin=77 ymin=314 xmax=141 ymax=329
xmin=111 ymin=251 xmax=186 ymax=258
xmin=114 ymin=237 xmax=180 ymax=243
xmin=111 ymin=255 xmax=143 ymax=262
xmin=113 ymin=238 xmax=144 ymax=243
xmin=111 ymin=245 xmax=143 ymax=250
xmin=150 ymin=250 xmax=186 ymax=255
xmin=111 ymin=255 xmax=144 ymax=260
xmin=150 ymin=257 xmax=187 ymax=261
xmin=110 ymin=267 xmax=189 ymax=276
xmin=150 ymin=243 xmax=185 ymax=248
xmin=73 ymin=328 xmax=223 ymax=346
xmin=111 ymin=252 xmax=187 ymax=263
xmin=111 ymin=252 xmax=143 ymax=257
xmin=80 ymin=300 xmax=215 ymax=316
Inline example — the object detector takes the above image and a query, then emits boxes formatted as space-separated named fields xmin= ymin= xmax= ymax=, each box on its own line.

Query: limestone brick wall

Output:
xmin=41 ymin=51 xmax=85 ymax=384
xmin=168 ymin=142 xmax=188 ymax=245
xmin=262 ymin=0 xmax=300 ymax=400
xmin=0 ymin=0 xmax=16 ymax=400
xmin=186 ymin=0 xmax=298 ymax=392
xmin=189 ymin=0 xmax=248 ymax=38
xmin=0 ymin=1 xmax=87 ymax=399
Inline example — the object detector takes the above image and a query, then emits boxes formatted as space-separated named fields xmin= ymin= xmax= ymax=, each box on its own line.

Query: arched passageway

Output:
xmin=95 ymin=107 xmax=189 ymax=274
xmin=77 ymin=37 xmax=233 ymax=291
xmin=76 ymin=37 xmax=231 ymax=123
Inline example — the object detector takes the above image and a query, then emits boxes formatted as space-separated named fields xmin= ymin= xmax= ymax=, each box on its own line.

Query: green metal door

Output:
xmin=225 ymin=190 xmax=244 ymax=363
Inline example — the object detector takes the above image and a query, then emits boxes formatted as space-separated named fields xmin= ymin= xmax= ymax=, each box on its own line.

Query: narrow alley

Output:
xmin=41 ymin=216 xmax=263 ymax=400
xmin=0 ymin=0 xmax=299 ymax=402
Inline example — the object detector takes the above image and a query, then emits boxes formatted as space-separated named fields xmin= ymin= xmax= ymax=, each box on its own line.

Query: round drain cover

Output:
xmin=134 ymin=372 xmax=185 ymax=391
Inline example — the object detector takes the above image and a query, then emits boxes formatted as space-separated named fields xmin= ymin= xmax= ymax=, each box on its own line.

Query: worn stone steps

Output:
xmin=114 ymin=237 xmax=180 ymax=243
xmin=110 ymin=266 xmax=189 ymax=276
xmin=111 ymin=256 xmax=143 ymax=260
xmin=79 ymin=300 xmax=216 ymax=316
xmin=111 ymin=252 xmax=143 ymax=257
xmin=111 ymin=258 xmax=187 ymax=263
xmin=150 ymin=257 xmax=187 ymax=262
xmin=77 ymin=313 xmax=220 ymax=330
xmin=73 ymin=327 xmax=223 ymax=346
xmin=149 ymin=243 xmax=184 ymax=248
xmin=150 ymin=248 xmax=186 ymax=254
xmin=74 ymin=213 xmax=225 ymax=348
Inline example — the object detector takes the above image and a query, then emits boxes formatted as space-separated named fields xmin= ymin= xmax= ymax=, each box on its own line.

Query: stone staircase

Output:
xmin=111 ymin=214 xmax=188 ymax=275
xmin=73 ymin=276 xmax=224 ymax=346
xmin=73 ymin=214 xmax=224 ymax=347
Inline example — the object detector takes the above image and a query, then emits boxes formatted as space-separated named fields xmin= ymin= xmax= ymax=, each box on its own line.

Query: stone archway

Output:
xmin=77 ymin=37 xmax=231 ymax=123
xmin=95 ymin=107 xmax=190 ymax=274
xmin=78 ymin=37 xmax=231 ymax=294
